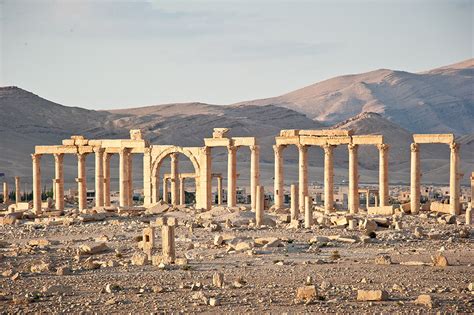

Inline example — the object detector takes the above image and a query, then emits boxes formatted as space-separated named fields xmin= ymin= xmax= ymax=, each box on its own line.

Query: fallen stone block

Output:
xmin=431 ymin=202 xmax=451 ymax=214
xmin=357 ymin=289 xmax=388 ymax=301
xmin=374 ymin=255 xmax=392 ymax=265
xmin=414 ymin=294 xmax=434 ymax=308
xmin=31 ymin=261 xmax=50 ymax=273
xmin=296 ymin=285 xmax=318 ymax=302
xmin=431 ymin=253 xmax=449 ymax=267
xmin=131 ymin=252 xmax=148 ymax=266
xmin=79 ymin=242 xmax=109 ymax=255
xmin=367 ymin=206 xmax=394 ymax=216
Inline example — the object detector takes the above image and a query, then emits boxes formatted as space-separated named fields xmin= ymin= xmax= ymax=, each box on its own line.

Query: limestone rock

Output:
xmin=431 ymin=254 xmax=449 ymax=267
xmin=213 ymin=272 xmax=224 ymax=288
xmin=131 ymin=252 xmax=148 ymax=266
xmin=0 ymin=214 xmax=17 ymax=225
xmin=79 ymin=242 xmax=109 ymax=255
xmin=356 ymin=289 xmax=388 ymax=301
xmin=31 ymin=261 xmax=50 ymax=273
xmin=43 ymin=285 xmax=73 ymax=296
xmin=414 ymin=294 xmax=433 ymax=308
xmin=209 ymin=297 xmax=220 ymax=306
xmin=213 ymin=235 xmax=224 ymax=246
xmin=374 ymin=255 xmax=392 ymax=265
xmin=296 ymin=285 xmax=318 ymax=302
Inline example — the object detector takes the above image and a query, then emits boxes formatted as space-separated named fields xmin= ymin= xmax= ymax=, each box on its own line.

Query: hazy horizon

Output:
xmin=1 ymin=0 xmax=472 ymax=109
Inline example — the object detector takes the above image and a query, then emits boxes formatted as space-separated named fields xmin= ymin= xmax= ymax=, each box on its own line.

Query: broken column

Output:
xmin=298 ymin=144 xmax=308 ymax=213
xmin=32 ymin=154 xmax=42 ymax=214
xmin=53 ymin=153 xmax=64 ymax=211
xmin=348 ymin=144 xmax=359 ymax=214
xmin=323 ymin=144 xmax=335 ymax=214
xmin=304 ymin=195 xmax=312 ymax=228
xmin=378 ymin=144 xmax=389 ymax=207
xmin=217 ymin=176 xmax=223 ymax=205
xmin=250 ymin=145 xmax=260 ymax=211
xmin=103 ymin=153 xmax=111 ymax=207
xmin=94 ymin=148 xmax=104 ymax=208
xmin=227 ymin=145 xmax=237 ymax=207
xmin=170 ymin=153 xmax=179 ymax=206
xmin=449 ymin=142 xmax=460 ymax=215
xmin=273 ymin=144 xmax=285 ymax=210
xmin=119 ymin=148 xmax=129 ymax=207
xmin=156 ymin=217 xmax=177 ymax=264
xmin=255 ymin=185 xmax=264 ymax=227
xmin=3 ymin=182 xmax=8 ymax=204
xmin=15 ymin=176 xmax=20 ymax=205
xmin=179 ymin=177 xmax=185 ymax=205
xmin=76 ymin=153 xmax=87 ymax=211
xmin=410 ymin=143 xmax=420 ymax=214
xmin=290 ymin=183 xmax=299 ymax=221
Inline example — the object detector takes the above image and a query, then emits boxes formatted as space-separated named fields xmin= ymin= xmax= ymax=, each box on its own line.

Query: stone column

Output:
xmin=290 ymin=183 xmax=299 ymax=221
xmin=227 ymin=145 xmax=237 ymax=207
xmin=323 ymin=144 xmax=335 ymax=214
xmin=250 ymin=145 xmax=260 ymax=211
xmin=348 ymin=144 xmax=359 ymax=214
xmin=3 ymin=182 xmax=8 ymax=204
xmin=151 ymin=175 xmax=159 ymax=203
xmin=162 ymin=177 xmax=169 ymax=203
xmin=304 ymin=195 xmax=312 ymax=228
xmin=94 ymin=148 xmax=104 ymax=208
xmin=170 ymin=153 xmax=179 ymax=206
xmin=449 ymin=142 xmax=460 ymax=215
xmin=53 ymin=153 xmax=65 ymax=211
xmin=217 ymin=176 xmax=223 ymax=205
xmin=410 ymin=143 xmax=420 ymax=214
xmin=32 ymin=154 xmax=42 ymax=214
xmin=179 ymin=177 xmax=185 ymax=205
xmin=128 ymin=151 xmax=133 ymax=206
xmin=15 ymin=176 xmax=20 ymax=205
xmin=103 ymin=153 xmax=111 ymax=207
xmin=378 ymin=144 xmax=389 ymax=207
xmin=143 ymin=148 xmax=152 ymax=206
xmin=365 ymin=191 xmax=370 ymax=209
xmin=255 ymin=185 xmax=264 ymax=227
xmin=273 ymin=144 xmax=284 ymax=210
xmin=119 ymin=148 xmax=129 ymax=207
xmin=298 ymin=144 xmax=308 ymax=213
xmin=76 ymin=153 xmax=87 ymax=211
xmin=157 ymin=217 xmax=177 ymax=264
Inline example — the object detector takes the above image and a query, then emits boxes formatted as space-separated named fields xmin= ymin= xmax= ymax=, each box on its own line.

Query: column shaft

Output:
xmin=217 ymin=177 xmax=223 ymax=205
xmin=3 ymin=182 xmax=8 ymax=204
xmin=15 ymin=176 xmax=20 ymax=205
xmin=163 ymin=178 xmax=169 ymax=203
xmin=32 ymin=154 xmax=42 ymax=214
xmin=54 ymin=153 xmax=65 ymax=210
xmin=324 ymin=145 xmax=335 ymax=213
xmin=410 ymin=143 xmax=420 ymax=214
xmin=273 ymin=145 xmax=284 ymax=209
xmin=255 ymin=185 xmax=264 ymax=227
xmin=227 ymin=145 xmax=237 ymax=207
xmin=378 ymin=144 xmax=389 ymax=206
xmin=250 ymin=145 xmax=260 ymax=211
xmin=103 ymin=153 xmax=111 ymax=207
xmin=162 ymin=225 xmax=176 ymax=263
xmin=77 ymin=153 xmax=87 ymax=211
xmin=304 ymin=195 xmax=312 ymax=228
xmin=290 ymin=183 xmax=299 ymax=221
xmin=348 ymin=144 xmax=359 ymax=213
xmin=170 ymin=153 xmax=179 ymax=206
xmin=298 ymin=145 xmax=308 ymax=213
xmin=449 ymin=142 xmax=460 ymax=215
xmin=119 ymin=149 xmax=129 ymax=207
xmin=94 ymin=149 xmax=104 ymax=207
xmin=179 ymin=177 xmax=185 ymax=205
xmin=128 ymin=151 xmax=133 ymax=206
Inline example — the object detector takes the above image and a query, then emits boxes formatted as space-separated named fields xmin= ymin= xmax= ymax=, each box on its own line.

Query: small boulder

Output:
xmin=356 ymin=289 xmax=388 ymax=301
xmin=414 ymin=294 xmax=434 ymax=308
xmin=296 ymin=285 xmax=318 ymax=302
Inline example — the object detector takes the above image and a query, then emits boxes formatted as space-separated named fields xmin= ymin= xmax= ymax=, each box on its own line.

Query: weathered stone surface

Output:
xmin=79 ymin=242 xmax=109 ymax=255
xmin=0 ymin=214 xmax=18 ymax=225
xmin=131 ymin=252 xmax=148 ymax=266
xmin=374 ymin=255 xmax=392 ymax=265
xmin=362 ymin=219 xmax=377 ymax=233
xmin=31 ymin=261 xmax=50 ymax=273
xmin=431 ymin=253 xmax=449 ymax=267
xmin=356 ymin=290 xmax=388 ymax=301
xmin=213 ymin=272 xmax=224 ymax=288
xmin=296 ymin=285 xmax=318 ymax=302
xmin=213 ymin=234 xmax=224 ymax=246
xmin=414 ymin=294 xmax=433 ymax=308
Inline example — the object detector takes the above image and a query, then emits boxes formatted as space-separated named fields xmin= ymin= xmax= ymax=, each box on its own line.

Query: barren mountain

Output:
xmin=236 ymin=59 xmax=474 ymax=135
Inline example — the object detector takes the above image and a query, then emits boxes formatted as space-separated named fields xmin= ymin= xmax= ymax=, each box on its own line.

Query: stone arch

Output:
xmin=151 ymin=146 xmax=201 ymax=178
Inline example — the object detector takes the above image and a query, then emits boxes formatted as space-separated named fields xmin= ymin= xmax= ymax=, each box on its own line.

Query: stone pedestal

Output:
xmin=304 ymin=195 xmax=312 ymax=228
xmin=323 ymin=144 xmax=335 ymax=214
xmin=77 ymin=153 xmax=87 ymax=211
xmin=273 ymin=145 xmax=284 ymax=209
xmin=290 ymin=183 xmax=299 ymax=221
xmin=255 ymin=185 xmax=264 ymax=227
xmin=94 ymin=148 xmax=104 ymax=207
xmin=250 ymin=145 xmax=260 ymax=211
xmin=298 ymin=145 xmax=308 ymax=213
xmin=103 ymin=153 xmax=111 ymax=207
xmin=119 ymin=149 xmax=129 ymax=207
xmin=410 ymin=143 xmax=420 ymax=214
xmin=143 ymin=227 xmax=155 ymax=257
xmin=15 ymin=176 xmax=20 ymax=205
xmin=217 ymin=177 xmax=223 ymax=205
xmin=156 ymin=217 xmax=177 ymax=264
xmin=378 ymin=144 xmax=389 ymax=207
xmin=32 ymin=154 xmax=42 ymax=214
xmin=348 ymin=144 xmax=359 ymax=214
xmin=227 ymin=145 xmax=237 ymax=207
xmin=54 ymin=153 xmax=64 ymax=210
xmin=449 ymin=142 xmax=460 ymax=215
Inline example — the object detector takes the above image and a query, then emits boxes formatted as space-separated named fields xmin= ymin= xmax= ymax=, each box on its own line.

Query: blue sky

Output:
xmin=1 ymin=0 xmax=472 ymax=109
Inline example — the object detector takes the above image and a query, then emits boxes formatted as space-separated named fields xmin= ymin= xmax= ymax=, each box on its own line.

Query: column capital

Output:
xmin=348 ymin=143 xmax=358 ymax=151
xmin=410 ymin=143 xmax=420 ymax=152
xmin=76 ymin=152 xmax=87 ymax=159
xmin=249 ymin=144 xmax=259 ymax=152
xmin=227 ymin=145 xmax=237 ymax=153
xmin=377 ymin=143 xmax=389 ymax=152
xmin=31 ymin=153 xmax=42 ymax=161
xmin=297 ymin=144 xmax=308 ymax=152
xmin=273 ymin=144 xmax=285 ymax=155
xmin=450 ymin=142 xmax=460 ymax=153
xmin=93 ymin=147 xmax=105 ymax=153
xmin=323 ymin=144 xmax=335 ymax=154
xmin=53 ymin=153 xmax=64 ymax=163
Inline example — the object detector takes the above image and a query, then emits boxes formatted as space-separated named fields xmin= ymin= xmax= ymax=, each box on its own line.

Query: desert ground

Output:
xmin=1 ymin=203 xmax=473 ymax=313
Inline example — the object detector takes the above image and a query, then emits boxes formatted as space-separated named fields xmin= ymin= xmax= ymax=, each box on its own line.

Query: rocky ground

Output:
xmin=0 ymin=202 xmax=473 ymax=313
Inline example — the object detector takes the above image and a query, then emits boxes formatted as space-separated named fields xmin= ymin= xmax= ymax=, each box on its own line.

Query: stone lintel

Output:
xmin=280 ymin=129 xmax=300 ymax=137
xmin=299 ymin=136 xmax=327 ymax=146
xmin=204 ymin=138 xmax=232 ymax=147
xmin=35 ymin=145 xmax=78 ymax=154
xmin=299 ymin=129 xmax=353 ymax=137
xmin=413 ymin=134 xmax=454 ymax=144
xmin=232 ymin=137 xmax=256 ymax=147
xmin=275 ymin=136 xmax=300 ymax=146
xmin=351 ymin=135 xmax=384 ymax=145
